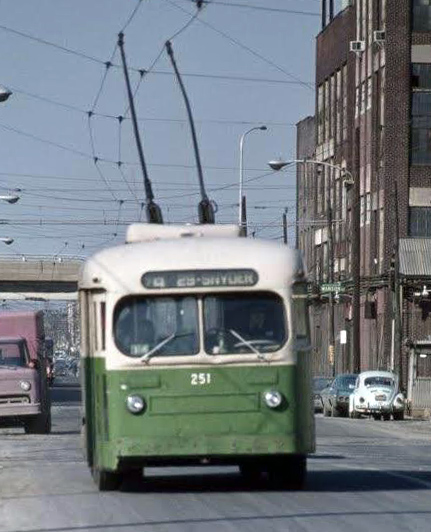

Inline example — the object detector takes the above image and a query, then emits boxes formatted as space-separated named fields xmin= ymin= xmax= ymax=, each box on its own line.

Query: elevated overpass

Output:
xmin=0 ymin=256 xmax=83 ymax=300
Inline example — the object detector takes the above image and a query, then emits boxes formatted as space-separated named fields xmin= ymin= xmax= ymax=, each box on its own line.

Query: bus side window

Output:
xmin=292 ymin=283 xmax=310 ymax=340
xmin=100 ymin=302 xmax=106 ymax=351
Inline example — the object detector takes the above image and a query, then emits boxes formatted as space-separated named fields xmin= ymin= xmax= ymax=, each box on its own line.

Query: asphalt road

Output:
xmin=1 ymin=381 xmax=431 ymax=532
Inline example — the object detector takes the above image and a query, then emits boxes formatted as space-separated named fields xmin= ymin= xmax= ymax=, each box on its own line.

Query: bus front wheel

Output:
xmin=92 ymin=467 xmax=122 ymax=491
xmin=268 ymin=455 xmax=306 ymax=490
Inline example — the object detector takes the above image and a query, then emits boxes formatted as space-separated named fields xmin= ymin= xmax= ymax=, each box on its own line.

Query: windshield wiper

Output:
xmin=140 ymin=332 xmax=194 ymax=363
xmin=140 ymin=334 xmax=175 ymax=363
xmin=228 ymin=329 xmax=266 ymax=360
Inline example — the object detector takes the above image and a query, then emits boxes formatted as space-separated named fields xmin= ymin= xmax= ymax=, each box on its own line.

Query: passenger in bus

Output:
xmin=116 ymin=311 xmax=155 ymax=356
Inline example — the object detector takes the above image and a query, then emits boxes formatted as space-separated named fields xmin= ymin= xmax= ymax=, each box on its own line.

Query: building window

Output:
xmin=318 ymin=84 xmax=324 ymax=145
xmin=342 ymin=65 xmax=348 ymax=141
xmin=411 ymin=64 xmax=431 ymax=165
xmin=409 ymin=207 xmax=431 ymax=236
xmin=413 ymin=0 xmax=431 ymax=32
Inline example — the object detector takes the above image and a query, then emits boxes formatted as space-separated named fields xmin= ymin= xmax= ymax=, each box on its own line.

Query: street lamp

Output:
xmin=268 ymin=158 xmax=354 ymax=185
xmin=0 ymin=195 xmax=20 ymax=204
xmin=239 ymin=126 xmax=267 ymax=233
xmin=269 ymin=157 xmax=355 ymax=376
xmin=0 ymin=87 xmax=12 ymax=103
xmin=0 ymin=89 xmax=17 ymax=248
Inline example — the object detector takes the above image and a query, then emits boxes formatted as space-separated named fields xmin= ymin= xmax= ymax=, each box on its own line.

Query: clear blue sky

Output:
xmin=0 ymin=0 xmax=322 ymax=259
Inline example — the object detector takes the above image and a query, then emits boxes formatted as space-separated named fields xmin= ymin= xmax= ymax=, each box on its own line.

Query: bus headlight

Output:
xmin=263 ymin=390 xmax=283 ymax=409
xmin=126 ymin=395 xmax=145 ymax=414
xmin=19 ymin=381 xmax=31 ymax=391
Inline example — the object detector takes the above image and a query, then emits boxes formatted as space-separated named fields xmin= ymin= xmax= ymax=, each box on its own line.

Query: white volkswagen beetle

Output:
xmin=349 ymin=370 xmax=405 ymax=421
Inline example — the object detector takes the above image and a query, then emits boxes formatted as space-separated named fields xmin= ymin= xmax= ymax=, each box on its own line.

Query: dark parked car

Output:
xmin=321 ymin=373 xmax=357 ymax=417
xmin=313 ymin=377 xmax=333 ymax=412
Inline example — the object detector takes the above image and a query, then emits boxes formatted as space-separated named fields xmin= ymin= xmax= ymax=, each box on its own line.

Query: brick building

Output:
xmin=297 ymin=0 xmax=431 ymax=385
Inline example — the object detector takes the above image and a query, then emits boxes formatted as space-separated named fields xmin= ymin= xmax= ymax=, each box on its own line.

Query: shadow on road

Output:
xmin=116 ymin=467 xmax=431 ymax=493
xmin=50 ymin=385 xmax=81 ymax=404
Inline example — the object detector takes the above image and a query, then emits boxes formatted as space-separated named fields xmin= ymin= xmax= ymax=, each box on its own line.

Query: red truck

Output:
xmin=0 ymin=311 xmax=51 ymax=434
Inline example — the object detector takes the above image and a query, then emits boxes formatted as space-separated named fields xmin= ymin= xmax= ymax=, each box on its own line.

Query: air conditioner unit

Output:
xmin=350 ymin=40 xmax=365 ymax=53
xmin=373 ymin=30 xmax=386 ymax=44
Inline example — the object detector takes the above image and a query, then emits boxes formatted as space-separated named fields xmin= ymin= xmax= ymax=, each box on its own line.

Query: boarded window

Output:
xmin=409 ymin=207 xmax=431 ymax=236
xmin=413 ymin=0 xmax=431 ymax=32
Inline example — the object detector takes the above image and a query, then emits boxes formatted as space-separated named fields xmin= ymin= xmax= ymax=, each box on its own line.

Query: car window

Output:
xmin=364 ymin=376 xmax=394 ymax=387
xmin=335 ymin=376 xmax=356 ymax=390
xmin=313 ymin=378 xmax=332 ymax=392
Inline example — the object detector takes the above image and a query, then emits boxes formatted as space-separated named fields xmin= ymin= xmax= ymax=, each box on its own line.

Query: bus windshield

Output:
xmin=204 ymin=292 xmax=287 ymax=355
xmin=114 ymin=296 xmax=199 ymax=357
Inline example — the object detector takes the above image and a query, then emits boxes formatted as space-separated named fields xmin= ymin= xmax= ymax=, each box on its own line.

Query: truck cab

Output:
xmin=0 ymin=311 xmax=51 ymax=434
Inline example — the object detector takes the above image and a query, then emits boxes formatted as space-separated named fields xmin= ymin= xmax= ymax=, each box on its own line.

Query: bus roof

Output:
xmin=80 ymin=229 xmax=305 ymax=293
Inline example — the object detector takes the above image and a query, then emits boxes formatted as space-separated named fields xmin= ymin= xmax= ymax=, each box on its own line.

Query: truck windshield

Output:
xmin=203 ymin=292 xmax=287 ymax=355
xmin=0 ymin=342 xmax=27 ymax=367
xmin=114 ymin=296 xmax=199 ymax=357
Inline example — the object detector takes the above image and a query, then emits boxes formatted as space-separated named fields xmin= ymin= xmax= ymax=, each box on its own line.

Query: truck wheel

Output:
xmin=393 ymin=411 xmax=404 ymax=421
xmin=373 ymin=414 xmax=382 ymax=421
xmin=24 ymin=410 xmax=52 ymax=434
xmin=382 ymin=413 xmax=391 ymax=421
xmin=92 ymin=467 xmax=122 ymax=491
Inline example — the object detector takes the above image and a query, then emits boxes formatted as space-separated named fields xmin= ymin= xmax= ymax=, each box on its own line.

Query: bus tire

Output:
xmin=239 ymin=464 xmax=262 ymax=485
xmin=92 ymin=467 xmax=122 ymax=491
xmin=24 ymin=410 xmax=52 ymax=434
xmin=268 ymin=456 xmax=306 ymax=490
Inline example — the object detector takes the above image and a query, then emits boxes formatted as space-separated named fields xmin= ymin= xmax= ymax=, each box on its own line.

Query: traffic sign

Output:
xmin=320 ymin=282 xmax=343 ymax=293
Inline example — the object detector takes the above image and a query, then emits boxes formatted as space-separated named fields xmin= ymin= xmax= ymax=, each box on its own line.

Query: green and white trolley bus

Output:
xmin=79 ymin=224 xmax=315 ymax=490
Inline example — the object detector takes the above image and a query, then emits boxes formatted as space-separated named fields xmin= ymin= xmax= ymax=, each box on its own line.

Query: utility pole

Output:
xmin=241 ymin=196 xmax=248 ymax=237
xmin=283 ymin=208 xmax=288 ymax=245
xmin=327 ymin=195 xmax=335 ymax=376
xmin=392 ymin=181 xmax=403 ymax=387
xmin=352 ymin=129 xmax=361 ymax=374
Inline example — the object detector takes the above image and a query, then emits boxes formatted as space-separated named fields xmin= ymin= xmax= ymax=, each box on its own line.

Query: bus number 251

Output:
xmin=191 ymin=373 xmax=212 ymax=385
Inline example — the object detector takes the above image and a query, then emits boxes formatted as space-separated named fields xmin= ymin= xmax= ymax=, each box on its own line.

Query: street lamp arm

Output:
xmin=239 ymin=125 xmax=267 ymax=228
xmin=268 ymin=158 xmax=354 ymax=184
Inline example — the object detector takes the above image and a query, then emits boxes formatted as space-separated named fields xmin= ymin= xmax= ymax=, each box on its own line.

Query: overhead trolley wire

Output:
xmin=188 ymin=0 xmax=320 ymax=16
xmin=163 ymin=0 xmax=314 ymax=90
xmin=0 ymin=23 xmax=105 ymax=66
xmin=120 ymin=0 xmax=146 ymax=33
xmin=122 ymin=0 xmax=205 ymax=119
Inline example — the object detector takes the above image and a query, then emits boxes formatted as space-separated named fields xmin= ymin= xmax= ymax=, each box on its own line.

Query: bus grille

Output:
xmin=0 ymin=396 xmax=30 ymax=405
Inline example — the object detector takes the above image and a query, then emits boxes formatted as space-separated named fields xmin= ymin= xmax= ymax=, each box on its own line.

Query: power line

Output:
xmin=4 ymin=84 xmax=301 ymax=125
xmin=122 ymin=0 xmax=205 ymax=118
xmin=163 ymin=0 xmax=314 ymax=90
xmin=120 ymin=0 xmax=146 ymax=32
xmin=0 ymin=23 xmax=105 ymax=66
xmin=188 ymin=0 xmax=320 ymax=16
xmin=0 ymin=119 xmax=282 ymax=173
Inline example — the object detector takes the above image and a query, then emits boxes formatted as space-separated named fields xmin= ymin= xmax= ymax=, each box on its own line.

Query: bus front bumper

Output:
xmin=100 ymin=433 xmax=311 ymax=470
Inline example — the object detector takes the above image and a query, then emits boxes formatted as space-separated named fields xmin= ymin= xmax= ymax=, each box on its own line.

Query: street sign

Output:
xmin=320 ymin=282 xmax=343 ymax=293
xmin=340 ymin=330 xmax=347 ymax=345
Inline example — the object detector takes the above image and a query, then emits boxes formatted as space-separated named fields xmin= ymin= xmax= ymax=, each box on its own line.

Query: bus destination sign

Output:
xmin=142 ymin=269 xmax=259 ymax=289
